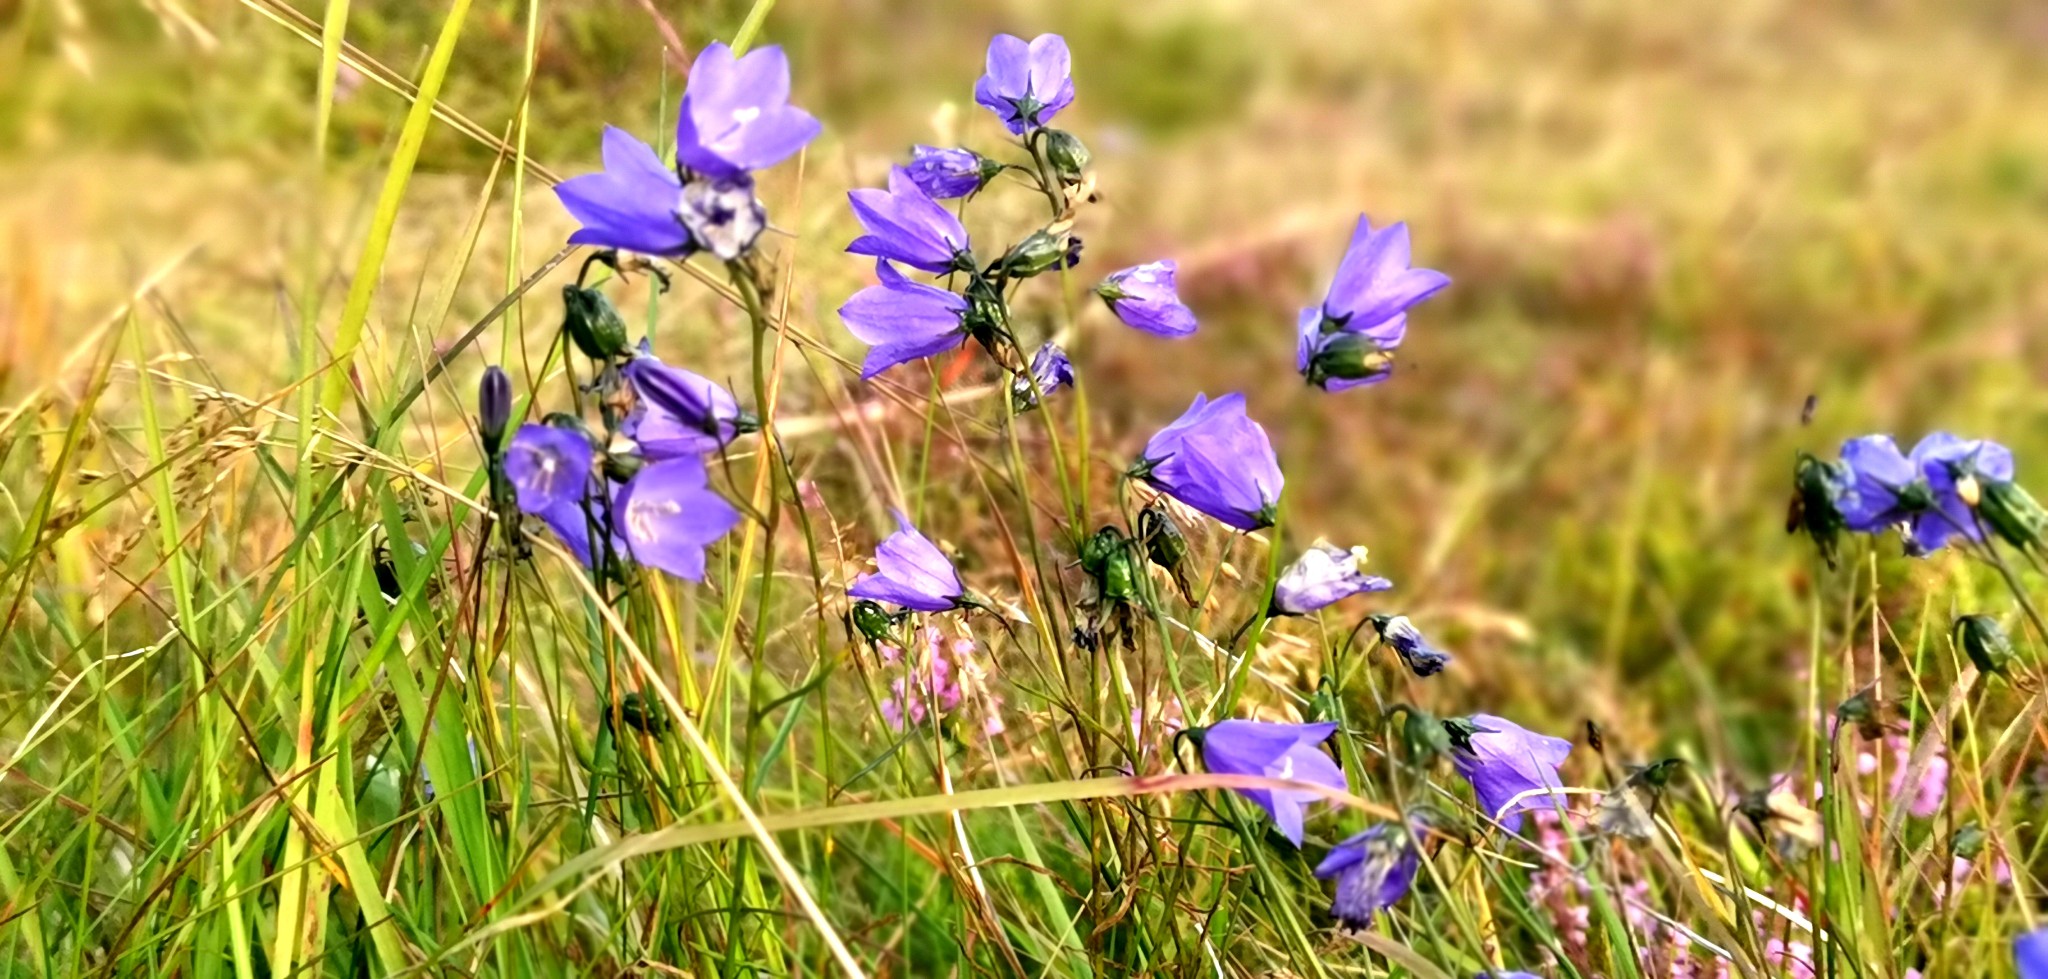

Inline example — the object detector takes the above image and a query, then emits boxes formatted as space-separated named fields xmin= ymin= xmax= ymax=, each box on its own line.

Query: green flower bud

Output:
xmin=1042 ymin=129 xmax=1091 ymax=183
xmin=1953 ymin=613 xmax=2016 ymax=679
xmin=999 ymin=230 xmax=1078 ymax=280
xmin=561 ymin=284 xmax=631 ymax=361
xmin=1979 ymin=478 xmax=2047 ymax=552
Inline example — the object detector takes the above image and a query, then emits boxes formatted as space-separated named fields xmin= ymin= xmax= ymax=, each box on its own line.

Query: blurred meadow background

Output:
xmin=8 ymin=0 xmax=2048 ymax=975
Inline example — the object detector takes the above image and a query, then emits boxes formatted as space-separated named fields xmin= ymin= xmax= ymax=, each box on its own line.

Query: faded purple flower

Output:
xmin=504 ymin=424 xmax=594 ymax=514
xmin=1313 ymin=821 xmax=1420 ymax=929
xmin=1299 ymin=216 xmax=1449 ymax=391
xmin=848 ymin=510 xmax=966 ymax=612
xmin=1198 ymin=719 xmax=1346 ymax=845
xmin=2017 ymin=926 xmax=2048 ymax=979
xmin=846 ymin=167 xmax=973 ymax=274
xmin=838 ymin=261 xmax=971 ymax=379
xmin=673 ymin=43 xmax=821 ymax=178
xmin=906 ymin=145 xmax=995 ymax=200
xmin=625 ymin=349 xmax=749 ymax=459
xmin=1271 ymin=541 xmax=1391 ymax=615
xmin=974 ymin=33 xmax=1075 ymax=135
xmin=1136 ymin=393 xmax=1284 ymax=531
xmin=1369 ymin=614 xmax=1452 ymax=678
xmin=614 ymin=456 xmax=742 ymax=581
xmin=1011 ymin=341 xmax=1074 ymax=411
xmin=1451 ymin=713 xmax=1571 ymax=832
xmin=1096 ymin=260 xmax=1197 ymax=338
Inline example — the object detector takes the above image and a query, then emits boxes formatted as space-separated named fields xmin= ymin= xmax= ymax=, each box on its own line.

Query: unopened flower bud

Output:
xmin=1979 ymin=478 xmax=2048 ymax=552
xmin=1000 ymin=230 xmax=1077 ymax=279
xmin=477 ymin=365 xmax=511 ymax=456
xmin=1042 ymin=129 xmax=1091 ymax=183
xmin=561 ymin=284 xmax=631 ymax=361
xmin=1954 ymin=613 xmax=2016 ymax=679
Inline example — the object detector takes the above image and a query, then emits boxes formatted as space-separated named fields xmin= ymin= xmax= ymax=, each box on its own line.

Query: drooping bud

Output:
xmin=1386 ymin=703 xmax=1451 ymax=762
xmin=477 ymin=365 xmax=511 ymax=456
xmin=1042 ymin=129 xmax=1091 ymax=183
xmin=999 ymin=230 xmax=1079 ymax=280
xmin=1979 ymin=477 xmax=2048 ymax=553
xmin=1953 ymin=613 xmax=2017 ymax=680
xmin=1788 ymin=451 xmax=1852 ymax=568
xmin=561 ymin=284 xmax=631 ymax=361
xmin=1303 ymin=331 xmax=1396 ymax=389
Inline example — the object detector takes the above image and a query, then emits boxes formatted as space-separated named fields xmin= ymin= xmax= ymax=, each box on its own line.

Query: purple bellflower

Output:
xmin=614 ymin=456 xmax=743 ymax=581
xmin=1135 ymin=393 xmax=1284 ymax=531
xmin=974 ymin=33 xmax=1075 ymax=135
xmin=846 ymin=167 xmax=974 ymax=274
xmin=672 ymin=43 xmax=821 ymax=178
xmin=1271 ymin=541 xmax=1392 ymax=615
xmin=1011 ymin=342 xmax=1074 ymax=411
xmin=1368 ymin=614 xmax=1452 ymax=678
xmin=1451 ymin=713 xmax=1572 ymax=833
xmin=838 ymin=261 xmax=972 ymax=379
xmin=624 ymin=349 xmax=751 ymax=459
xmin=504 ymin=424 xmax=595 ymax=514
xmin=1911 ymin=433 xmax=2013 ymax=554
xmin=2018 ymin=927 xmax=2048 ymax=979
xmin=1097 ymin=260 xmax=1197 ymax=338
xmin=1839 ymin=433 xmax=2011 ymax=555
xmin=1299 ymin=217 xmax=1450 ymax=391
xmin=847 ymin=511 xmax=967 ymax=612
xmin=1314 ymin=820 xmax=1423 ymax=929
xmin=906 ymin=145 xmax=997 ymax=200
xmin=553 ymin=127 xmax=768 ymax=261
xmin=1198 ymin=719 xmax=1346 ymax=846
xmin=536 ymin=489 xmax=622 ymax=570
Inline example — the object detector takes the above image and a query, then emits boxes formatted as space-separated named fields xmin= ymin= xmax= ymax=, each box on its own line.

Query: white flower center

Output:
xmin=628 ymin=496 xmax=683 ymax=544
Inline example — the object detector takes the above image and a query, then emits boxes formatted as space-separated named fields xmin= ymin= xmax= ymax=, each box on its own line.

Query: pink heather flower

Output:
xmin=879 ymin=627 xmax=968 ymax=731
xmin=1764 ymin=938 xmax=1817 ymax=978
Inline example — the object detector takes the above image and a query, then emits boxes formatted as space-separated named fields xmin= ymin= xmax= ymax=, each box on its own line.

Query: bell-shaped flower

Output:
xmin=846 ymin=167 xmax=973 ymax=274
xmin=614 ymin=457 xmax=742 ymax=581
xmin=1313 ymin=819 xmax=1425 ymax=929
xmin=624 ymin=350 xmax=750 ymax=459
xmin=1450 ymin=713 xmax=1571 ymax=833
xmin=838 ymin=261 xmax=972 ymax=379
xmin=1271 ymin=541 xmax=1391 ymax=615
xmin=847 ymin=511 xmax=966 ymax=612
xmin=1368 ymin=614 xmax=1452 ymax=677
xmin=1097 ymin=260 xmax=1197 ymax=338
xmin=905 ymin=145 xmax=997 ymax=200
xmin=973 ymin=33 xmax=1076 ymax=135
xmin=1197 ymin=719 xmax=1346 ymax=846
xmin=672 ymin=43 xmax=820 ymax=178
xmin=1135 ymin=393 xmax=1284 ymax=531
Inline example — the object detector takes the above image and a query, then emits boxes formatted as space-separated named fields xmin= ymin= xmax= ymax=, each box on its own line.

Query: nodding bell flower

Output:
xmin=846 ymin=167 xmax=974 ymax=274
xmin=1010 ymin=342 xmax=1074 ymax=412
xmin=1367 ymin=614 xmax=1452 ymax=678
xmin=838 ymin=261 xmax=972 ymax=379
xmin=477 ymin=366 xmax=511 ymax=457
xmin=553 ymin=127 xmax=774 ymax=261
xmin=1194 ymin=719 xmax=1347 ymax=846
xmin=906 ymin=145 xmax=1001 ymax=200
xmin=562 ymin=284 xmax=632 ymax=361
xmin=613 ymin=456 xmax=741 ymax=581
xmin=974 ymin=33 xmax=1076 ymax=135
xmin=1954 ymin=613 xmax=2017 ymax=680
xmin=624 ymin=349 xmax=754 ymax=458
xmin=1298 ymin=216 xmax=1449 ymax=391
xmin=1097 ymin=261 xmax=1197 ymax=338
xmin=1449 ymin=713 xmax=1571 ymax=833
xmin=1788 ymin=450 xmax=1852 ymax=568
xmin=504 ymin=424 xmax=596 ymax=515
xmin=1313 ymin=816 xmax=1430 ymax=929
xmin=1133 ymin=393 xmax=1284 ymax=532
xmin=847 ymin=511 xmax=967 ymax=612
xmin=1271 ymin=541 xmax=1392 ymax=616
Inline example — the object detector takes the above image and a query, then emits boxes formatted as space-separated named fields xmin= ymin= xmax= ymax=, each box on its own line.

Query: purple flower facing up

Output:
xmin=1313 ymin=821 xmax=1422 ymax=929
xmin=553 ymin=127 xmax=768 ymax=261
xmin=504 ymin=425 xmax=595 ymax=514
xmin=1199 ymin=719 xmax=1346 ymax=846
xmin=1011 ymin=342 xmax=1074 ymax=411
xmin=1299 ymin=217 xmax=1450 ymax=391
xmin=2018 ymin=927 xmax=2048 ymax=979
xmin=838 ymin=261 xmax=972 ymax=379
xmin=1271 ymin=541 xmax=1391 ymax=616
xmin=672 ymin=43 xmax=821 ymax=179
xmin=846 ymin=167 xmax=973 ymax=274
xmin=624 ymin=350 xmax=750 ymax=459
xmin=614 ymin=457 xmax=742 ymax=581
xmin=1135 ymin=393 xmax=1285 ymax=531
xmin=906 ymin=145 xmax=997 ymax=200
xmin=1451 ymin=713 xmax=1572 ymax=833
xmin=847 ymin=511 xmax=966 ymax=612
xmin=974 ymin=33 xmax=1075 ymax=135
xmin=1096 ymin=261 xmax=1197 ymax=338
xmin=1368 ymin=614 xmax=1452 ymax=678
xmin=1838 ymin=433 xmax=2011 ymax=556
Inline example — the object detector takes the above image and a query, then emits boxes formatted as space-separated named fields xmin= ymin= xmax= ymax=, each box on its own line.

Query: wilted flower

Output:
xmin=1011 ymin=342 xmax=1074 ymax=411
xmin=672 ymin=43 xmax=821 ymax=178
xmin=846 ymin=167 xmax=973 ymax=274
xmin=974 ymin=33 xmax=1075 ymax=135
xmin=614 ymin=456 xmax=742 ymax=581
xmin=1271 ymin=542 xmax=1391 ymax=615
xmin=906 ymin=145 xmax=998 ymax=200
xmin=1313 ymin=819 xmax=1423 ymax=929
xmin=1367 ymin=614 xmax=1452 ymax=678
xmin=848 ymin=511 xmax=966 ymax=612
xmin=1450 ymin=713 xmax=1572 ymax=832
xmin=674 ymin=170 xmax=769 ymax=261
xmin=838 ymin=261 xmax=971 ymax=379
xmin=2022 ymin=929 xmax=2048 ymax=979
xmin=1197 ymin=719 xmax=1346 ymax=845
xmin=477 ymin=366 xmax=511 ymax=456
xmin=504 ymin=424 xmax=595 ymax=514
xmin=1096 ymin=261 xmax=1197 ymax=338
xmin=1134 ymin=393 xmax=1284 ymax=531
xmin=1298 ymin=216 xmax=1449 ymax=390
xmin=624 ymin=350 xmax=752 ymax=458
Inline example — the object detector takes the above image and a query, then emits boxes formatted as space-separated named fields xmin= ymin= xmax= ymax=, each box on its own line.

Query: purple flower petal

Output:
xmin=504 ymin=425 xmax=595 ymax=514
xmin=974 ymin=33 xmax=1075 ymax=134
xmin=1099 ymin=260 xmax=1197 ymax=337
xmin=845 ymin=168 xmax=971 ymax=274
xmin=838 ymin=261 xmax=970 ymax=379
xmin=614 ymin=457 xmax=742 ymax=581
xmin=1139 ymin=393 xmax=1284 ymax=530
xmin=1452 ymin=713 xmax=1571 ymax=833
xmin=674 ymin=43 xmax=821 ymax=177
xmin=553 ymin=127 xmax=692 ymax=256
xmin=624 ymin=352 xmax=746 ymax=459
xmin=2018 ymin=927 xmax=2048 ymax=979
xmin=1200 ymin=719 xmax=1345 ymax=846
xmin=1321 ymin=216 xmax=1451 ymax=330
xmin=846 ymin=510 xmax=964 ymax=611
